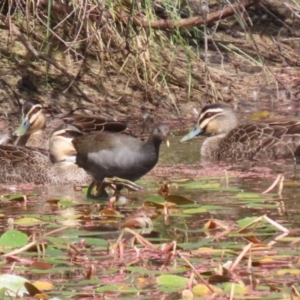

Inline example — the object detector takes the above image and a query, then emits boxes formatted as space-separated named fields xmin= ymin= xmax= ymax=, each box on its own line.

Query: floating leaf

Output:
xmin=234 ymin=192 xmax=264 ymax=199
xmin=0 ymin=229 xmax=28 ymax=251
xmin=24 ymin=281 xmax=41 ymax=296
xmin=33 ymin=281 xmax=54 ymax=291
xmin=95 ymin=284 xmax=119 ymax=293
xmin=183 ymin=207 xmax=207 ymax=214
xmin=182 ymin=289 xmax=193 ymax=300
xmin=157 ymin=275 xmax=188 ymax=291
xmin=126 ymin=266 xmax=163 ymax=275
xmin=144 ymin=195 xmax=164 ymax=203
xmin=224 ymin=283 xmax=248 ymax=294
xmin=33 ymin=293 xmax=50 ymax=299
xmin=30 ymin=261 xmax=53 ymax=270
xmin=180 ymin=237 xmax=215 ymax=250
xmin=242 ymin=202 xmax=277 ymax=208
xmin=14 ymin=218 xmax=43 ymax=226
xmin=277 ymin=269 xmax=300 ymax=275
xmin=1 ymin=193 xmax=27 ymax=203
xmin=143 ymin=201 xmax=176 ymax=209
xmin=0 ymin=274 xmax=29 ymax=297
xmin=84 ymin=238 xmax=108 ymax=246
xmin=192 ymin=284 xmax=218 ymax=295
xmin=237 ymin=217 xmax=265 ymax=229
xmin=180 ymin=182 xmax=220 ymax=190
xmin=202 ymin=205 xmax=231 ymax=210
xmin=58 ymin=199 xmax=75 ymax=207
xmin=165 ymin=195 xmax=194 ymax=204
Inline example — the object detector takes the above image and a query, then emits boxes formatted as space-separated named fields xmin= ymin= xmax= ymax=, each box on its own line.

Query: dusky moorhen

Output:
xmin=72 ymin=124 xmax=170 ymax=196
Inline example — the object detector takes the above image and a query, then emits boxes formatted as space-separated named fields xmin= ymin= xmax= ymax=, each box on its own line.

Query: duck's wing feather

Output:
xmin=219 ymin=121 xmax=300 ymax=160
xmin=0 ymin=145 xmax=50 ymax=183
xmin=61 ymin=115 xmax=127 ymax=133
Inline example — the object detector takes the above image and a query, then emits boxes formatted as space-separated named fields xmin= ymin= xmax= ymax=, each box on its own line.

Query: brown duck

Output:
xmin=0 ymin=125 xmax=91 ymax=185
xmin=13 ymin=100 xmax=127 ymax=149
xmin=180 ymin=103 xmax=300 ymax=161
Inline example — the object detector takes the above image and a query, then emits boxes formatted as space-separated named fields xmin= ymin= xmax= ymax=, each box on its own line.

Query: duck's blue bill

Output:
xmin=13 ymin=117 xmax=30 ymax=137
xmin=180 ymin=125 xmax=202 ymax=142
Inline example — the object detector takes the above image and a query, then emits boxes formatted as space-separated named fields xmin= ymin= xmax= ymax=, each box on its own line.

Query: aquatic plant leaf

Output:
xmin=0 ymin=274 xmax=29 ymax=297
xmin=33 ymin=281 xmax=54 ymax=291
xmin=144 ymin=195 xmax=164 ymax=203
xmin=180 ymin=182 xmax=220 ymax=190
xmin=240 ymin=203 xmax=277 ymax=209
xmin=0 ymin=288 xmax=5 ymax=298
xmin=182 ymin=289 xmax=193 ymax=300
xmin=178 ymin=237 xmax=215 ymax=250
xmin=24 ymin=281 xmax=41 ymax=296
xmin=1 ymin=193 xmax=27 ymax=203
xmin=0 ymin=229 xmax=28 ymax=250
xmin=165 ymin=194 xmax=194 ymax=204
xmin=44 ymin=236 xmax=69 ymax=244
xmin=224 ymin=282 xmax=248 ymax=294
xmin=201 ymin=205 xmax=231 ymax=210
xmin=126 ymin=266 xmax=165 ymax=275
xmin=237 ymin=217 xmax=265 ymax=229
xmin=276 ymin=269 xmax=300 ymax=275
xmin=83 ymin=238 xmax=108 ymax=246
xmin=192 ymin=284 xmax=218 ymax=295
xmin=58 ymin=199 xmax=75 ymax=207
xmin=30 ymin=261 xmax=53 ymax=270
xmin=183 ymin=207 xmax=207 ymax=214
xmin=157 ymin=275 xmax=189 ymax=291
xmin=45 ymin=247 xmax=65 ymax=258
xmin=95 ymin=285 xmax=117 ymax=292
xmin=234 ymin=192 xmax=264 ymax=199
xmin=14 ymin=217 xmax=43 ymax=226
xmin=143 ymin=201 xmax=176 ymax=209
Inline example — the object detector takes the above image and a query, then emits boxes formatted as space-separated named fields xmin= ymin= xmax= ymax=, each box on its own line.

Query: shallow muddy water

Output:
xmin=1 ymin=134 xmax=299 ymax=233
xmin=1 ymin=133 xmax=300 ymax=298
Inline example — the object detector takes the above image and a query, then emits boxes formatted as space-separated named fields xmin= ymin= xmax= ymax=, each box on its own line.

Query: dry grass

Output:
xmin=0 ymin=0 xmax=299 ymax=117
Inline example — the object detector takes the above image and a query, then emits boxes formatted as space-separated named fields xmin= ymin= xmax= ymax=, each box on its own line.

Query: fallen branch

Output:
xmin=36 ymin=0 xmax=259 ymax=30
xmin=131 ymin=0 xmax=260 ymax=30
